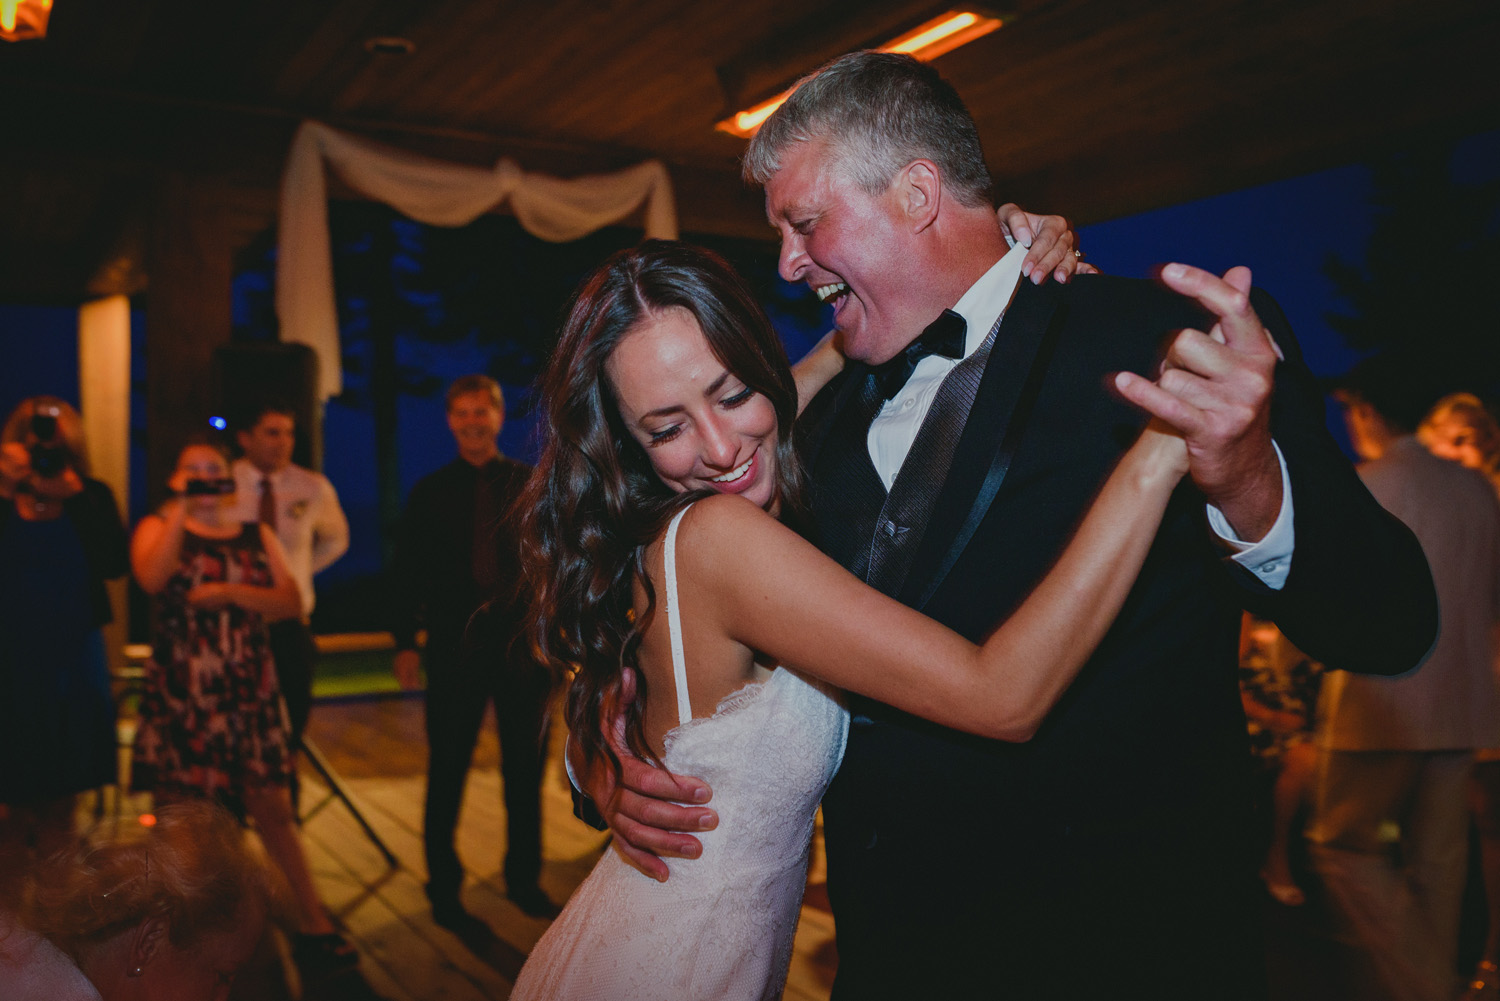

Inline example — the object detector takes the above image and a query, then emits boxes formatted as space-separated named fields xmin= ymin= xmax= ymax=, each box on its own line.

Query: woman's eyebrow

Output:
xmin=639 ymin=371 xmax=731 ymax=421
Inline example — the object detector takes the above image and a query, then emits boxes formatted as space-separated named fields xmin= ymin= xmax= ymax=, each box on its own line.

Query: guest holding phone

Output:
xmin=129 ymin=433 xmax=356 ymax=974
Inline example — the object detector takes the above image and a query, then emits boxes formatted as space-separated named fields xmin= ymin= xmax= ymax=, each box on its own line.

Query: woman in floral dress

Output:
xmin=131 ymin=434 xmax=355 ymax=970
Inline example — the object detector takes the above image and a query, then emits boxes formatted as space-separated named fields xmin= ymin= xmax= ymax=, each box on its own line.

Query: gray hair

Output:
xmin=742 ymin=51 xmax=993 ymax=208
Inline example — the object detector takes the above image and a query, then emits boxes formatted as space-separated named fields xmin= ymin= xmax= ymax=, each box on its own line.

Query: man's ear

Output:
xmin=899 ymin=160 xmax=941 ymax=234
xmin=129 ymin=916 xmax=167 ymax=972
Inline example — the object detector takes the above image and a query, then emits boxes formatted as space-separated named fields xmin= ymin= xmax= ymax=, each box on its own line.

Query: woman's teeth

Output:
xmin=711 ymin=456 xmax=754 ymax=483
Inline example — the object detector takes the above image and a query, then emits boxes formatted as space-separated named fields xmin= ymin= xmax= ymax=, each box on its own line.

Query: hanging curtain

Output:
xmin=276 ymin=121 xmax=680 ymax=398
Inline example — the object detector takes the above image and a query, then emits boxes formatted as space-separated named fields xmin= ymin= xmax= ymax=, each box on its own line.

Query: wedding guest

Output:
xmin=0 ymin=397 xmax=127 ymax=860
xmin=1419 ymin=392 xmax=1500 ymax=1000
xmin=1419 ymin=392 xmax=1500 ymax=489
xmin=225 ymin=400 xmax=349 ymax=797
xmin=1313 ymin=360 xmax=1500 ymax=1001
xmin=129 ymin=434 xmax=355 ymax=973
xmin=389 ymin=375 xmax=553 ymax=925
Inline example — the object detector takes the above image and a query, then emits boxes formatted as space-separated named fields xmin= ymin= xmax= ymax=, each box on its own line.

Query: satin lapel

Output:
xmin=898 ymin=280 xmax=1068 ymax=611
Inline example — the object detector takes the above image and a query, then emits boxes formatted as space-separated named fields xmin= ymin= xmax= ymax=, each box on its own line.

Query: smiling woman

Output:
xmin=605 ymin=306 xmax=781 ymax=510
xmin=508 ymin=238 xmax=1191 ymax=1000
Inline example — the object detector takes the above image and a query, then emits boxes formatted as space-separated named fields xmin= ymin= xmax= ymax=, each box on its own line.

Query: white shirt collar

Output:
xmin=949 ymin=240 xmax=1029 ymax=358
xmin=237 ymin=458 xmax=285 ymax=486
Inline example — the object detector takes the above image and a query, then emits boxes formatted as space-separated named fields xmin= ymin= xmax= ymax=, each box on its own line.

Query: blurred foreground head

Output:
xmin=19 ymin=799 xmax=287 ymax=1001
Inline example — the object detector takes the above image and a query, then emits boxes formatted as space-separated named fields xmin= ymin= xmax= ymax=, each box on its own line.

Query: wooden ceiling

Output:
xmin=2 ymin=0 xmax=1496 ymax=302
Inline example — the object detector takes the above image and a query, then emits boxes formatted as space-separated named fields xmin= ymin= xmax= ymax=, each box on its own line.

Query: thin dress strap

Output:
xmin=663 ymin=506 xmax=693 ymax=728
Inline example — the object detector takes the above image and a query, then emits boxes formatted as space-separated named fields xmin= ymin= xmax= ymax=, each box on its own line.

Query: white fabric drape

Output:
xmin=276 ymin=121 xmax=679 ymax=398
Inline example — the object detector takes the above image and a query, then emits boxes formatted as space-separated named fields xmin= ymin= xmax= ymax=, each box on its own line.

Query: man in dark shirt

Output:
xmin=390 ymin=374 xmax=553 ymax=923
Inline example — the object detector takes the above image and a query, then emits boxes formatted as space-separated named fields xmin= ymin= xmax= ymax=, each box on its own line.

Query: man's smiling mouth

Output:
xmin=814 ymin=281 xmax=848 ymax=303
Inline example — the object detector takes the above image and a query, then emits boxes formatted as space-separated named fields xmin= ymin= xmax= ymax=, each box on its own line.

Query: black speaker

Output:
xmin=211 ymin=342 xmax=322 ymax=471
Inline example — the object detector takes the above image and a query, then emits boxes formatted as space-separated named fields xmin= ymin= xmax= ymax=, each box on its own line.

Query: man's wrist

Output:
xmin=1208 ymin=442 xmax=1295 ymax=590
xmin=1208 ymin=447 xmax=1282 ymax=543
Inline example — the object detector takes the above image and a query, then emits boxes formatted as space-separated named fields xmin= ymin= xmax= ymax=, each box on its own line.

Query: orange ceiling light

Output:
xmin=0 ymin=0 xmax=52 ymax=42
xmin=716 ymin=10 xmax=1004 ymax=139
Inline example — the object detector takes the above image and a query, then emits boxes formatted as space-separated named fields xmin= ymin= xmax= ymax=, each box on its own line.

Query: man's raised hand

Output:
xmin=1114 ymin=264 xmax=1283 ymax=542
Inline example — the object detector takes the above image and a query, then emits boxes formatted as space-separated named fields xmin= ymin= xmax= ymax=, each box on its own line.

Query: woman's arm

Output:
xmin=130 ymin=504 xmax=189 ymax=595
xmin=791 ymin=331 xmax=845 ymax=415
xmin=185 ymin=525 xmax=303 ymax=620
xmin=683 ymin=424 xmax=1188 ymax=741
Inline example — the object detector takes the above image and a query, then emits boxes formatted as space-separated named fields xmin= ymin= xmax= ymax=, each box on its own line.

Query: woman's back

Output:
xmin=512 ymin=506 xmax=847 ymax=1000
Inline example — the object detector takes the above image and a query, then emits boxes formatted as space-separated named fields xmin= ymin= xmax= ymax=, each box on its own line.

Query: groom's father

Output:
xmin=589 ymin=53 xmax=1438 ymax=999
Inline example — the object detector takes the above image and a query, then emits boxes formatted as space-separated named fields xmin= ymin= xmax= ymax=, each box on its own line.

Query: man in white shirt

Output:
xmin=227 ymin=402 xmax=349 ymax=768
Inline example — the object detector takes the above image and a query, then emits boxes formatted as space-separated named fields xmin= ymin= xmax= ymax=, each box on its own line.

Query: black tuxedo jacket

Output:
xmin=797 ymin=274 xmax=1436 ymax=1000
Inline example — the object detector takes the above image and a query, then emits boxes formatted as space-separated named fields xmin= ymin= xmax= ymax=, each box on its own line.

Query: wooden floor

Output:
xmin=86 ymin=691 xmax=1404 ymax=1000
xmin=253 ymin=693 xmax=836 ymax=1001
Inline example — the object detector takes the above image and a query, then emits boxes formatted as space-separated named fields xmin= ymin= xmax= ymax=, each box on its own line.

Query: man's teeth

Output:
xmin=815 ymin=282 xmax=848 ymax=303
xmin=711 ymin=456 xmax=754 ymax=483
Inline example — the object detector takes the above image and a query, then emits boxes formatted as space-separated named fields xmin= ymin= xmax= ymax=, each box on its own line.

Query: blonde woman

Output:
xmin=0 ymin=397 xmax=127 ymax=860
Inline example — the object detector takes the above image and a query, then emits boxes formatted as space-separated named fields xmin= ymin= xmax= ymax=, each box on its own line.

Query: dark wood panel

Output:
xmin=1 ymin=0 xmax=1496 ymax=302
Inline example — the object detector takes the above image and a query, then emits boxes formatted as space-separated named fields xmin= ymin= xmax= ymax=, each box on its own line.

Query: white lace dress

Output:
xmin=511 ymin=507 xmax=849 ymax=1001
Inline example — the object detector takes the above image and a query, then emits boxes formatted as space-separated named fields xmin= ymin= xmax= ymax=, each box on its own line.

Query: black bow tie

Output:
xmin=870 ymin=309 xmax=968 ymax=401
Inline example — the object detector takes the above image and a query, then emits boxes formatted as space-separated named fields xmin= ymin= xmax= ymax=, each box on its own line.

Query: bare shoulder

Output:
xmin=674 ymin=494 xmax=787 ymax=558
xmin=670 ymin=494 xmax=826 ymax=605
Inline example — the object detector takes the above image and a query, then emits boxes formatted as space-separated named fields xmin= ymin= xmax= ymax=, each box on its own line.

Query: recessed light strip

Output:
xmin=0 ymin=0 xmax=52 ymax=42
xmin=716 ymin=10 xmax=1004 ymax=138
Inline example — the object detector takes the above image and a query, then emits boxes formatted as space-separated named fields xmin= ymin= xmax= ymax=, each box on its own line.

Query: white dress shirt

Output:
xmin=227 ymin=459 xmax=350 ymax=617
xmin=866 ymin=242 xmax=1296 ymax=588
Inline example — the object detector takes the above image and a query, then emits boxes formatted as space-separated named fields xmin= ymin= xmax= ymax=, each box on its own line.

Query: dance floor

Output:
xmin=92 ymin=690 xmax=1417 ymax=1000
xmin=260 ymin=693 xmax=834 ymax=1000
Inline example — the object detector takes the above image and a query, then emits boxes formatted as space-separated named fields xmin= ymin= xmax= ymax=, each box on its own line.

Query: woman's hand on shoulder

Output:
xmin=997 ymin=204 xmax=1099 ymax=285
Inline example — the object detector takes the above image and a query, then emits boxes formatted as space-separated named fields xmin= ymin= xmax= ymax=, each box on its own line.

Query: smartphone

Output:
xmin=183 ymin=477 xmax=237 ymax=496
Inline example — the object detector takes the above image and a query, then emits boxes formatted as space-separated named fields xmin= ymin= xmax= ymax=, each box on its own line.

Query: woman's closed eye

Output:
xmin=721 ymin=387 xmax=755 ymax=409
xmin=647 ymin=424 xmax=682 ymax=445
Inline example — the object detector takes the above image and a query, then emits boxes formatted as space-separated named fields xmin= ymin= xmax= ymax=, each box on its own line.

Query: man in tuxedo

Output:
xmin=584 ymin=52 xmax=1437 ymax=998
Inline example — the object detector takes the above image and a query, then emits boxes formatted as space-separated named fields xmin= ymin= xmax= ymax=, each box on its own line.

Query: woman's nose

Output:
xmin=700 ymin=418 xmax=739 ymax=468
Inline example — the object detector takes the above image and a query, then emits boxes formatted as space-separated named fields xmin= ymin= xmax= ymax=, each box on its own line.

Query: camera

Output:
xmin=183 ymin=477 xmax=237 ymax=496
xmin=28 ymin=405 xmax=68 ymax=478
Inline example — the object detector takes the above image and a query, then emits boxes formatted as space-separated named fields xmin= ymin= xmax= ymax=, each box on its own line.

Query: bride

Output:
xmin=509 ymin=240 xmax=1186 ymax=1000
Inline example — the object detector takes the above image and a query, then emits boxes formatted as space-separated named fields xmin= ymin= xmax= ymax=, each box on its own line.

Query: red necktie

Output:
xmin=258 ymin=476 xmax=277 ymax=532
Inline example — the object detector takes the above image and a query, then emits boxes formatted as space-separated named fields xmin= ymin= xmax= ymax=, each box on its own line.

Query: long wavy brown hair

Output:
xmin=518 ymin=240 xmax=808 ymax=781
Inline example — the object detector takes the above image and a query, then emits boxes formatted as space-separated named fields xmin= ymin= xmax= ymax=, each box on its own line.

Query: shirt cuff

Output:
xmin=1205 ymin=441 xmax=1294 ymax=590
